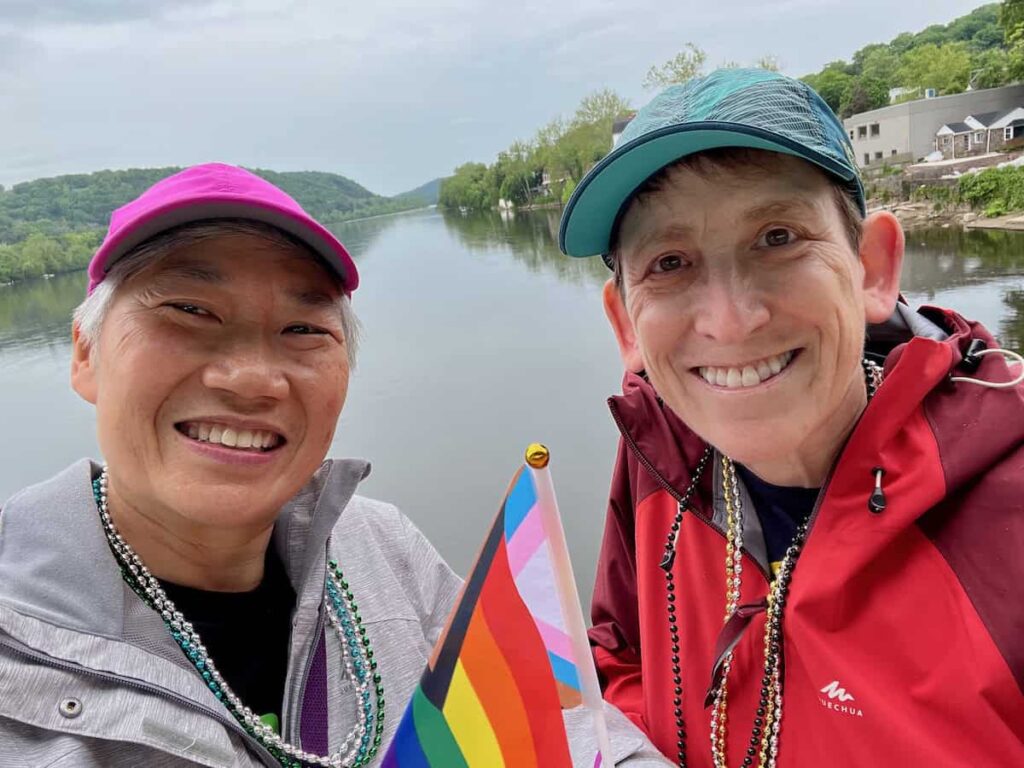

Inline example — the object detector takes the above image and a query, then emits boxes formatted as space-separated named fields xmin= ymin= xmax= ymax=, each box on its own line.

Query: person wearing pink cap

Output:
xmin=0 ymin=164 xmax=671 ymax=767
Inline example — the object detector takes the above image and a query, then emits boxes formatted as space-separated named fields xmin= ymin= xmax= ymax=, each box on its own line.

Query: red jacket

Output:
xmin=589 ymin=306 xmax=1024 ymax=767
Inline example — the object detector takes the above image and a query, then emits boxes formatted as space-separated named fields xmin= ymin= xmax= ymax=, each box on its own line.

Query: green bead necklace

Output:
xmin=92 ymin=467 xmax=385 ymax=768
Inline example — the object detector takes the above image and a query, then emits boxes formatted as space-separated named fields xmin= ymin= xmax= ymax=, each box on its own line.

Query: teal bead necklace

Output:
xmin=92 ymin=467 xmax=385 ymax=768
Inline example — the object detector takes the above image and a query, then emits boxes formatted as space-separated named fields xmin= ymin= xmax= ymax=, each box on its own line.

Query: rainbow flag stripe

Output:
xmin=382 ymin=467 xmax=576 ymax=768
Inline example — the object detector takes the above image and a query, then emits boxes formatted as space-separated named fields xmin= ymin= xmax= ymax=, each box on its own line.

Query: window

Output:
xmin=891 ymin=149 xmax=898 ymax=156
xmin=1006 ymin=127 xmax=1014 ymax=140
xmin=874 ymin=151 xmax=883 ymax=160
xmin=863 ymin=153 xmax=870 ymax=165
xmin=857 ymin=126 xmax=867 ymax=139
xmin=849 ymin=130 xmax=854 ymax=140
xmin=974 ymin=131 xmax=985 ymax=144
xmin=870 ymin=123 xmax=880 ymax=137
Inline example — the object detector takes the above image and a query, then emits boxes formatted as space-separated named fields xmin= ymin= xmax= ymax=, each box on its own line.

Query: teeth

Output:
xmin=700 ymin=351 xmax=795 ymax=389
xmin=179 ymin=422 xmax=281 ymax=451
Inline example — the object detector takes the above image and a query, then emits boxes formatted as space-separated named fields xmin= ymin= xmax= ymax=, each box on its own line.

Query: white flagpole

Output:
xmin=526 ymin=443 xmax=614 ymax=767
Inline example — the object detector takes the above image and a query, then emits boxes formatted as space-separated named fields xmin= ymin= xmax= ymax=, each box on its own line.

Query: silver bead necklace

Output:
xmin=92 ymin=467 xmax=384 ymax=768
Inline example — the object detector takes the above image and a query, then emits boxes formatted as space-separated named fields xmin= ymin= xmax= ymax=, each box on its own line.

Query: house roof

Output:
xmin=940 ymin=122 xmax=972 ymax=134
xmin=1007 ymin=118 xmax=1024 ymax=129
xmin=967 ymin=110 xmax=1004 ymax=127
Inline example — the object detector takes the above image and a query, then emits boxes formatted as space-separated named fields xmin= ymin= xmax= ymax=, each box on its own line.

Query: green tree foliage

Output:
xmin=802 ymin=4 xmax=1011 ymax=116
xmin=0 ymin=167 xmax=426 ymax=284
xmin=438 ymin=89 xmax=632 ymax=212
xmin=802 ymin=62 xmax=854 ymax=113
xmin=898 ymin=42 xmax=972 ymax=94
xmin=643 ymin=43 xmax=707 ymax=89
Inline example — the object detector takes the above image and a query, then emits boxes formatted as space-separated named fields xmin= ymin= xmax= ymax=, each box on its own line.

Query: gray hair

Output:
xmin=73 ymin=219 xmax=360 ymax=367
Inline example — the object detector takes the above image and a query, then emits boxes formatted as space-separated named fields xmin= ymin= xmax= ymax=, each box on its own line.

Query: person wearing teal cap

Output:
xmin=561 ymin=69 xmax=1024 ymax=767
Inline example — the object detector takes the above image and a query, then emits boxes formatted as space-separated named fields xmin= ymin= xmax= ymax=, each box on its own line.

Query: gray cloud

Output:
xmin=0 ymin=0 xmax=990 ymax=194
xmin=0 ymin=0 xmax=210 ymax=25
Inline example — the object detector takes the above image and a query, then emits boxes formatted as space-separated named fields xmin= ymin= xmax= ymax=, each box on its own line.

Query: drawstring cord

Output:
xmin=869 ymin=343 xmax=1022 ymax=514
xmin=950 ymin=346 xmax=1024 ymax=389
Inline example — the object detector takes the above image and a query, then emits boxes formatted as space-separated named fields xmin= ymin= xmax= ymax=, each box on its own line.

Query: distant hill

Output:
xmin=394 ymin=177 xmax=444 ymax=206
xmin=0 ymin=166 xmax=429 ymax=282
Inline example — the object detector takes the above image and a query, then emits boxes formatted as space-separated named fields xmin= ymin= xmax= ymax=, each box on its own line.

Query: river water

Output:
xmin=2 ymin=209 xmax=1022 ymax=607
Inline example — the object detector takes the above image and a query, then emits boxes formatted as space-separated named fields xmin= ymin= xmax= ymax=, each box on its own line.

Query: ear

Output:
xmin=858 ymin=211 xmax=904 ymax=324
xmin=70 ymin=322 xmax=98 ymax=404
xmin=602 ymin=278 xmax=644 ymax=373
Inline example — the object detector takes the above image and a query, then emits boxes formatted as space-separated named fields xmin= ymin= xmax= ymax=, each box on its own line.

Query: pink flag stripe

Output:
xmin=534 ymin=615 xmax=574 ymax=661
xmin=506 ymin=503 xmax=545 ymax=577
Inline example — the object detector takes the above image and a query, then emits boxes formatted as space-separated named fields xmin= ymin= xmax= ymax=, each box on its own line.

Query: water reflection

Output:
xmin=441 ymin=209 xmax=609 ymax=286
xmin=902 ymin=228 xmax=1024 ymax=349
xmin=0 ymin=271 xmax=86 ymax=349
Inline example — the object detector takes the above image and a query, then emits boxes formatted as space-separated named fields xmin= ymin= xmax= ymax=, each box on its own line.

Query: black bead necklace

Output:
xmin=662 ymin=358 xmax=883 ymax=768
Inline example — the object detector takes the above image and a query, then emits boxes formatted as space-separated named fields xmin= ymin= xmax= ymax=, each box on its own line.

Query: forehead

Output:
xmin=617 ymin=153 xmax=834 ymax=246
xmin=128 ymin=232 xmax=343 ymax=303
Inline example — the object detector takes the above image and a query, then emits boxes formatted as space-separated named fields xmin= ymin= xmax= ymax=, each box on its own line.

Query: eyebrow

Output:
xmin=627 ymin=223 xmax=697 ymax=255
xmin=152 ymin=260 xmax=225 ymax=284
xmin=741 ymin=198 xmax=822 ymax=222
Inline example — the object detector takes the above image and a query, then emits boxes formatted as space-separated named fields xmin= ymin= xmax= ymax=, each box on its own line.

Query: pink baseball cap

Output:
xmin=87 ymin=163 xmax=359 ymax=294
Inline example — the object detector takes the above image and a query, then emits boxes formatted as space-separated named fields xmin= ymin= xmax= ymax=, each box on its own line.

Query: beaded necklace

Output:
xmin=92 ymin=467 xmax=385 ymax=768
xmin=662 ymin=359 xmax=884 ymax=768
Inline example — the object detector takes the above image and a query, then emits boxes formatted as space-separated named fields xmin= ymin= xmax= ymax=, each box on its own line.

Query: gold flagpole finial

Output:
xmin=525 ymin=443 xmax=550 ymax=469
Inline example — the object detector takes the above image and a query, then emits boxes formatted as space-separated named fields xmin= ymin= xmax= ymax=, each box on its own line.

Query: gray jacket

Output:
xmin=0 ymin=459 xmax=670 ymax=767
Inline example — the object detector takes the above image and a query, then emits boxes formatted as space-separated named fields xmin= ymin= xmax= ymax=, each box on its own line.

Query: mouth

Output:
xmin=174 ymin=421 xmax=286 ymax=453
xmin=695 ymin=349 xmax=800 ymax=390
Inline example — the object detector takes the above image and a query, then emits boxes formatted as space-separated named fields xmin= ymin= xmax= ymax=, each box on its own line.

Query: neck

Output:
xmin=104 ymin=479 xmax=273 ymax=592
xmin=740 ymin=374 xmax=869 ymax=488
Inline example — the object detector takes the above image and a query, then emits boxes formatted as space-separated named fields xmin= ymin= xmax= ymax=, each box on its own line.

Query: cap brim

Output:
xmin=91 ymin=197 xmax=358 ymax=294
xmin=559 ymin=122 xmax=860 ymax=258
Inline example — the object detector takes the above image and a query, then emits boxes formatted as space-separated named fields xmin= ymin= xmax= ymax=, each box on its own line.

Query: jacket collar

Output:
xmin=0 ymin=457 xmax=370 ymax=641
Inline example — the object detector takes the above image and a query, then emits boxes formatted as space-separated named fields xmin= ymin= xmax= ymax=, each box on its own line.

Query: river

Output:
xmin=1 ymin=209 xmax=1022 ymax=607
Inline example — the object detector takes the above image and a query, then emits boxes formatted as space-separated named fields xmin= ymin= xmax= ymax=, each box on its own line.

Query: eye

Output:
xmin=759 ymin=227 xmax=797 ymax=247
xmin=284 ymin=324 xmax=327 ymax=335
xmin=169 ymin=302 xmax=211 ymax=316
xmin=651 ymin=253 xmax=687 ymax=274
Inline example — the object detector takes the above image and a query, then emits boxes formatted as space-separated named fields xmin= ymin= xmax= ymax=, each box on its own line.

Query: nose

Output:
xmin=690 ymin=267 xmax=770 ymax=343
xmin=201 ymin=337 xmax=290 ymax=403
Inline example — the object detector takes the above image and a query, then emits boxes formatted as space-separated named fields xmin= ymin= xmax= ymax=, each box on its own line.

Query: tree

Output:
xmin=839 ymin=76 xmax=889 ymax=117
xmin=753 ymin=54 xmax=782 ymax=72
xmin=643 ymin=43 xmax=707 ymax=89
xmin=857 ymin=46 xmax=900 ymax=88
xmin=803 ymin=62 xmax=854 ymax=113
xmin=898 ymin=42 xmax=972 ymax=94
xmin=571 ymin=88 xmax=632 ymax=128
xmin=970 ymin=47 xmax=1011 ymax=89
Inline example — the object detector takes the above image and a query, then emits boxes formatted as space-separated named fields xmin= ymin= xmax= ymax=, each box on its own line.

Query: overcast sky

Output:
xmin=0 ymin=0 xmax=989 ymax=195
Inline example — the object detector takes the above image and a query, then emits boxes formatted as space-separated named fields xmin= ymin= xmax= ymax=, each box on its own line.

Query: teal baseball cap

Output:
xmin=558 ymin=68 xmax=865 ymax=258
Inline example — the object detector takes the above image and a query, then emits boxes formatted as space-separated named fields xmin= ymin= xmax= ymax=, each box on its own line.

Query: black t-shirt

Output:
xmin=735 ymin=464 xmax=819 ymax=576
xmin=160 ymin=547 xmax=296 ymax=724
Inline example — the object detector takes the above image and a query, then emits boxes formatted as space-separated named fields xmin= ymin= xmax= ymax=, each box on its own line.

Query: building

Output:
xmin=842 ymin=84 xmax=1024 ymax=169
xmin=935 ymin=107 xmax=1024 ymax=159
xmin=612 ymin=114 xmax=636 ymax=148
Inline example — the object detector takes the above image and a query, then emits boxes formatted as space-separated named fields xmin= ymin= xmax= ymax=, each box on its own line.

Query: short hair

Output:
xmin=73 ymin=219 xmax=360 ymax=367
xmin=609 ymin=148 xmax=864 ymax=290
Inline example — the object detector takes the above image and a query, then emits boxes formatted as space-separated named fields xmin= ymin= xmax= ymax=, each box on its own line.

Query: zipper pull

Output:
xmin=868 ymin=467 xmax=886 ymax=513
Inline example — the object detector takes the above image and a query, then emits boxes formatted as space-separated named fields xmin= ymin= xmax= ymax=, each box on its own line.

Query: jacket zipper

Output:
xmin=608 ymin=397 xmax=772 ymax=583
xmin=287 ymin=590 xmax=327 ymax=745
xmin=0 ymin=638 xmax=280 ymax=767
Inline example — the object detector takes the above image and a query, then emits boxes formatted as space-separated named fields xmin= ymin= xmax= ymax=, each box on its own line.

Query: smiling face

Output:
xmin=603 ymin=152 xmax=903 ymax=486
xmin=72 ymin=233 xmax=350 ymax=531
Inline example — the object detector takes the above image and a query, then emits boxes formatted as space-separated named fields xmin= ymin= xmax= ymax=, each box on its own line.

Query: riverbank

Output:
xmin=867 ymin=200 xmax=1024 ymax=232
